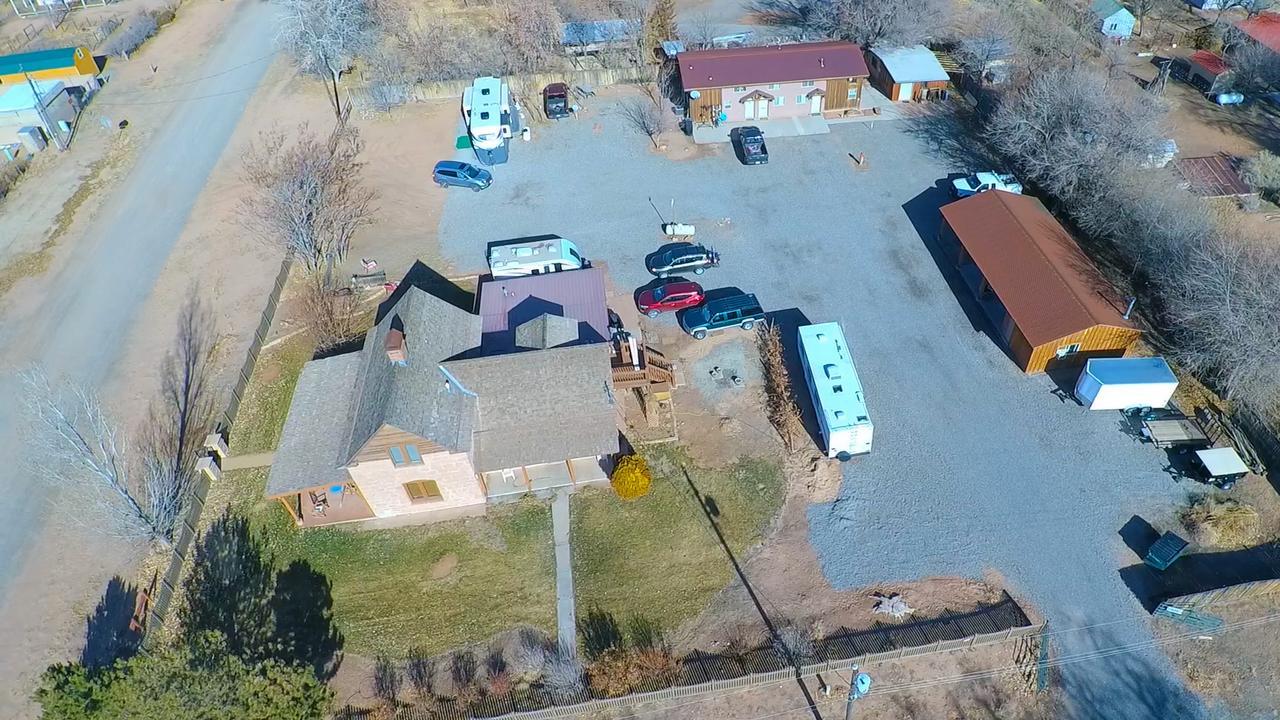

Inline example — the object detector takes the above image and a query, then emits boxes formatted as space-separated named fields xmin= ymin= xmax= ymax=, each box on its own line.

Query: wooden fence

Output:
xmin=348 ymin=66 xmax=653 ymax=115
xmin=335 ymin=594 xmax=1042 ymax=720
xmin=144 ymin=252 xmax=293 ymax=632
xmin=1161 ymin=577 xmax=1280 ymax=611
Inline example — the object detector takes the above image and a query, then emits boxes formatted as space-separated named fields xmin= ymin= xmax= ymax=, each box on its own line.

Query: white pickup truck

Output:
xmin=951 ymin=172 xmax=1023 ymax=198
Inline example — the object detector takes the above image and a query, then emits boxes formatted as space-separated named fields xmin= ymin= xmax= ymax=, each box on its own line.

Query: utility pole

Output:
xmin=24 ymin=69 xmax=67 ymax=151
xmin=844 ymin=665 xmax=872 ymax=720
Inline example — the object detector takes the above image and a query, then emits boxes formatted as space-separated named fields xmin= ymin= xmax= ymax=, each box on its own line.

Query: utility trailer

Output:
xmin=1074 ymin=357 xmax=1178 ymax=411
xmin=1141 ymin=414 xmax=1211 ymax=450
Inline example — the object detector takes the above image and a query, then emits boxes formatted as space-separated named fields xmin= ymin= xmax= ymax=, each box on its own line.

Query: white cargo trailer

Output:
xmin=1074 ymin=357 xmax=1178 ymax=411
xmin=798 ymin=322 xmax=872 ymax=459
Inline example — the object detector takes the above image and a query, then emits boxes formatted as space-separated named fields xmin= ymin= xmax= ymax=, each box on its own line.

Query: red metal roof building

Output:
xmin=938 ymin=191 xmax=1140 ymax=374
xmin=1236 ymin=12 xmax=1280 ymax=54
xmin=678 ymin=41 xmax=871 ymax=124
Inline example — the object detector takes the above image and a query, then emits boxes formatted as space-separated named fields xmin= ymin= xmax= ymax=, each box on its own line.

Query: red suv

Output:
xmin=636 ymin=281 xmax=705 ymax=317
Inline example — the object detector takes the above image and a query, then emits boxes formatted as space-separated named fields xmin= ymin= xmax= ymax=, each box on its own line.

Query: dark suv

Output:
xmin=679 ymin=292 xmax=764 ymax=339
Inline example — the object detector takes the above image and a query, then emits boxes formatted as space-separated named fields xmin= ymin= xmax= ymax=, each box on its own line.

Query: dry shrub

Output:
xmin=586 ymin=646 xmax=681 ymax=697
xmin=610 ymin=454 xmax=652 ymax=501
xmin=1183 ymin=496 xmax=1260 ymax=548
xmin=756 ymin=321 xmax=804 ymax=453
xmin=772 ymin=621 xmax=817 ymax=664
xmin=632 ymin=647 xmax=681 ymax=687
xmin=303 ymin=281 xmax=364 ymax=350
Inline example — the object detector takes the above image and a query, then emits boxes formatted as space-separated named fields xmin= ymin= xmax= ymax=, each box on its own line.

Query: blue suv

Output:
xmin=433 ymin=160 xmax=492 ymax=191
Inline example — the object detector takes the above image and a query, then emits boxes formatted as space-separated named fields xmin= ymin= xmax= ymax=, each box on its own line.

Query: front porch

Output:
xmin=482 ymin=457 xmax=611 ymax=503
xmin=276 ymin=482 xmax=376 ymax=528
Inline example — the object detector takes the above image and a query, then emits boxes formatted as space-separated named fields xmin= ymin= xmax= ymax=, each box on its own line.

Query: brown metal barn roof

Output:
xmin=940 ymin=191 xmax=1134 ymax=347
xmin=677 ymin=41 xmax=869 ymax=91
xmin=1175 ymin=155 xmax=1254 ymax=198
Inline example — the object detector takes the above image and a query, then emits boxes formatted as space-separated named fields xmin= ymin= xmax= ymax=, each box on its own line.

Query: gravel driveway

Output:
xmin=438 ymin=100 xmax=1209 ymax=719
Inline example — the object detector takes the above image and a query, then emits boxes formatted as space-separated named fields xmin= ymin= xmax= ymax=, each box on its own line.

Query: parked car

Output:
xmin=646 ymin=244 xmax=720 ymax=277
xmin=680 ymin=291 xmax=765 ymax=340
xmin=951 ymin=172 xmax=1022 ymax=197
xmin=636 ymin=280 xmax=705 ymax=317
xmin=543 ymin=83 xmax=572 ymax=119
xmin=433 ymin=160 xmax=492 ymax=191
xmin=731 ymin=126 xmax=768 ymax=165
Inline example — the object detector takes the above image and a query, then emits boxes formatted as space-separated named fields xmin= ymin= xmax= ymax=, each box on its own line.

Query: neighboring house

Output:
xmin=1092 ymin=0 xmax=1136 ymax=39
xmin=1171 ymin=50 xmax=1231 ymax=93
xmin=561 ymin=19 xmax=638 ymax=56
xmin=865 ymin=45 xmax=950 ymax=102
xmin=1235 ymin=12 xmax=1280 ymax=56
xmin=678 ymin=41 xmax=870 ymax=125
xmin=265 ymin=268 xmax=620 ymax=528
xmin=0 ymin=47 xmax=99 ymax=88
xmin=0 ymin=80 xmax=77 ymax=147
xmin=938 ymin=191 xmax=1141 ymax=374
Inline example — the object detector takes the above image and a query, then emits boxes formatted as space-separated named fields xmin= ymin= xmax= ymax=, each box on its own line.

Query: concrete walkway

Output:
xmin=551 ymin=489 xmax=577 ymax=651
xmin=223 ymin=451 xmax=275 ymax=470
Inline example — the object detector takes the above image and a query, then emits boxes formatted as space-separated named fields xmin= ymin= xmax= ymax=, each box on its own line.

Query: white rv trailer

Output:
xmin=462 ymin=77 xmax=511 ymax=151
xmin=488 ymin=236 xmax=586 ymax=278
xmin=798 ymin=322 xmax=872 ymax=459
xmin=1074 ymin=357 xmax=1178 ymax=411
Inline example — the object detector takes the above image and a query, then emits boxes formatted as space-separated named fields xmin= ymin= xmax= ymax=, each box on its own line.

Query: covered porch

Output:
xmin=482 ymin=457 xmax=611 ymax=503
xmin=274 ymin=482 xmax=375 ymax=528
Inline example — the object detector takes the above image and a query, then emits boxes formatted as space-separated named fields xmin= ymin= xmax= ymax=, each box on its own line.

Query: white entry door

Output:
xmin=757 ymin=98 xmax=770 ymax=119
xmin=743 ymin=99 xmax=755 ymax=120
xmin=898 ymin=82 xmax=914 ymax=101
xmin=809 ymin=94 xmax=823 ymax=115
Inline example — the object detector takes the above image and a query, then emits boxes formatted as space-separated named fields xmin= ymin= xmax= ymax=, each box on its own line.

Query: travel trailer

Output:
xmin=798 ymin=322 xmax=873 ymax=459
xmin=488 ymin=236 xmax=586 ymax=278
xmin=462 ymin=76 xmax=514 ymax=164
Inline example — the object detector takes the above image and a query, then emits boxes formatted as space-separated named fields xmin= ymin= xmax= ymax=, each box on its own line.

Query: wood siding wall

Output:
xmin=687 ymin=87 xmax=722 ymax=124
xmin=350 ymin=424 xmax=446 ymax=464
xmin=1013 ymin=325 xmax=1142 ymax=374
xmin=826 ymin=77 xmax=851 ymax=110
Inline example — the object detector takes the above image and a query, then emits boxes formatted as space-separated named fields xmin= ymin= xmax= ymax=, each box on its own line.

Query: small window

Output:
xmin=733 ymin=86 xmax=746 ymax=92
xmin=389 ymin=446 xmax=405 ymax=466
xmin=390 ymin=444 xmax=423 ymax=467
xmin=847 ymin=87 xmax=857 ymax=99
xmin=769 ymin=83 xmax=780 ymax=90
xmin=1056 ymin=343 xmax=1082 ymax=358
xmin=403 ymin=480 xmax=442 ymax=503
xmin=405 ymin=444 xmax=422 ymax=463
xmin=796 ymin=95 xmax=805 ymax=104
xmin=801 ymin=80 xmax=816 ymax=87
xmin=773 ymin=97 xmax=784 ymax=106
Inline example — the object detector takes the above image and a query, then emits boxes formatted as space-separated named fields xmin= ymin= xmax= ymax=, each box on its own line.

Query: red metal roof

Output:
xmin=1175 ymin=155 xmax=1254 ymax=197
xmin=939 ymin=191 xmax=1135 ymax=347
xmin=677 ymin=41 xmax=869 ymax=91
xmin=1188 ymin=50 xmax=1229 ymax=76
xmin=477 ymin=267 xmax=609 ymax=341
xmin=1236 ymin=12 xmax=1280 ymax=54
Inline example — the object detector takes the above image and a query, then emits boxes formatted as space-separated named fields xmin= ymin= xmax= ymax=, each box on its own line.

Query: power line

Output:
xmin=107 ymin=50 xmax=279 ymax=95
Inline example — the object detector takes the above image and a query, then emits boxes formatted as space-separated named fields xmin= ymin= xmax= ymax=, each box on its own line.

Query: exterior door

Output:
xmin=809 ymin=94 xmax=823 ymax=115
xmin=898 ymin=82 xmax=913 ymax=101
xmin=757 ymin=98 xmax=769 ymax=119
xmin=743 ymin=99 xmax=755 ymax=120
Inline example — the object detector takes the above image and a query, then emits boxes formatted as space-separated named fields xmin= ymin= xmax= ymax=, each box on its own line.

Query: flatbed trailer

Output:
xmin=1141 ymin=417 xmax=1210 ymax=449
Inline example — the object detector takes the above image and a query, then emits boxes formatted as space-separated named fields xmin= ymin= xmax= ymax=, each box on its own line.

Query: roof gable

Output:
xmin=678 ymin=41 xmax=869 ymax=91
xmin=939 ymin=191 xmax=1135 ymax=346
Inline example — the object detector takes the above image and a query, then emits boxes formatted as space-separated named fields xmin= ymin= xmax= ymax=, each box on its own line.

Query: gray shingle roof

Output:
xmin=516 ymin=314 xmax=581 ymax=349
xmin=265 ymin=353 xmax=362 ymax=497
xmin=441 ymin=344 xmax=618 ymax=472
xmin=344 ymin=287 xmax=482 ymax=460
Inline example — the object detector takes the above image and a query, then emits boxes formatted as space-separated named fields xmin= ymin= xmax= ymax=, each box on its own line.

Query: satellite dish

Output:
xmin=689 ymin=90 xmax=701 ymax=99
xmin=853 ymin=673 xmax=872 ymax=699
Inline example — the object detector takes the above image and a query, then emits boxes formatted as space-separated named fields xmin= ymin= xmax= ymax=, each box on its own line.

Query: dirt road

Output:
xmin=0 ymin=1 xmax=278 ymax=714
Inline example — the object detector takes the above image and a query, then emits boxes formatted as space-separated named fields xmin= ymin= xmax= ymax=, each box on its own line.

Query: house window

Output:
xmin=796 ymin=95 xmax=805 ymax=104
xmin=733 ymin=86 xmax=746 ymax=92
xmin=403 ymin=480 xmax=442 ymax=503
xmin=389 ymin=444 xmax=423 ymax=467
xmin=802 ymin=80 xmax=815 ymax=87
xmin=773 ymin=96 xmax=784 ymax=106
xmin=1056 ymin=343 xmax=1082 ymax=358
xmin=847 ymin=87 xmax=858 ymax=99
xmin=769 ymin=83 xmax=780 ymax=90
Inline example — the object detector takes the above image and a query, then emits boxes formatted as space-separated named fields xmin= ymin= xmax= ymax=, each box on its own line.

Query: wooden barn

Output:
xmin=938 ymin=191 xmax=1141 ymax=374
xmin=865 ymin=45 xmax=949 ymax=102
xmin=0 ymin=47 xmax=98 ymax=87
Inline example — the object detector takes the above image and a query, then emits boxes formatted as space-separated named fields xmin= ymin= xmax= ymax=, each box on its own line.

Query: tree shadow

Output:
xmin=1056 ymin=627 xmax=1204 ymax=720
xmin=180 ymin=512 xmax=276 ymax=662
xmin=271 ymin=559 xmax=344 ymax=680
xmin=377 ymin=260 xmax=477 ymax=324
xmin=763 ymin=307 xmax=821 ymax=454
xmin=1119 ymin=541 xmax=1280 ymax=612
xmin=80 ymin=576 xmax=142 ymax=671
xmin=899 ymin=103 xmax=1001 ymax=169
xmin=578 ymin=606 xmax=624 ymax=660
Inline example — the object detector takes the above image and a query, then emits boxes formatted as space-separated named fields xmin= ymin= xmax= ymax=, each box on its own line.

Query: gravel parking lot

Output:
xmin=438 ymin=96 xmax=1209 ymax=719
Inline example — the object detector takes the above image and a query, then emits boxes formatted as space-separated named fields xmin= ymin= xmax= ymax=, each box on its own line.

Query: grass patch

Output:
xmin=1183 ymin=496 xmax=1261 ymax=548
xmin=571 ymin=445 xmax=785 ymax=631
xmin=221 ymin=468 xmax=556 ymax=657
xmin=228 ymin=331 xmax=317 ymax=455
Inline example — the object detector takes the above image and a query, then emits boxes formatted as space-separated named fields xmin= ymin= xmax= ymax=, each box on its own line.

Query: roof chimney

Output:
xmin=820 ymin=57 xmax=825 ymax=68
xmin=385 ymin=328 xmax=407 ymax=364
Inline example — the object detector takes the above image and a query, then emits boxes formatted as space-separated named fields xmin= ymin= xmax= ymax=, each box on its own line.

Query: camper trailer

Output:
xmin=462 ymin=77 xmax=513 ymax=164
xmin=798 ymin=322 xmax=872 ymax=460
xmin=1074 ymin=357 xmax=1178 ymax=411
xmin=488 ymin=236 xmax=586 ymax=278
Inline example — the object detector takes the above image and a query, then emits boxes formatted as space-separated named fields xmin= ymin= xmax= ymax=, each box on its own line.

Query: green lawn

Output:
xmin=227 ymin=332 xmax=316 ymax=455
xmin=571 ymin=446 xmax=785 ymax=632
xmin=219 ymin=469 xmax=556 ymax=657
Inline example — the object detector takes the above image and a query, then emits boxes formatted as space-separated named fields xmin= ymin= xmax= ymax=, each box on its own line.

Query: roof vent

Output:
xmin=823 ymin=363 xmax=842 ymax=380
xmin=820 ymin=57 xmax=825 ymax=68
xmin=385 ymin=328 xmax=407 ymax=364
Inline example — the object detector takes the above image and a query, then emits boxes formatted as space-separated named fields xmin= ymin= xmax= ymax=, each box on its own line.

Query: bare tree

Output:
xmin=954 ymin=28 xmax=1013 ymax=86
xmin=1224 ymin=29 xmax=1280 ymax=94
xmin=240 ymin=122 xmax=376 ymax=285
xmin=683 ymin=10 xmax=722 ymax=48
xmin=495 ymin=0 xmax=564 ymax=72
xmin=616 ymin=94 xmax=670 ymax=148
xmin=277 ymin=0 xmax=378 ymax=119
xmin=986 ymin=65 xmax=1168 ymax=204
xmin=749 ymin=0 xmax=950 ymax=49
